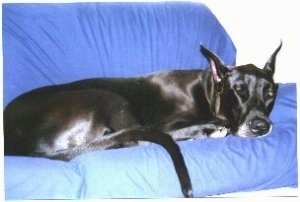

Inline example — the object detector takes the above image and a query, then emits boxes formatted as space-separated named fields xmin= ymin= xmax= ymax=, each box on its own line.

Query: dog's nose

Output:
xmin=249 ymin=118 xmax=270 ymax=135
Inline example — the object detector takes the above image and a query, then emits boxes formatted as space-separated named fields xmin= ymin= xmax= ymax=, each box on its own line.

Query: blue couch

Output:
xmin=3 ymin=2 xmax=297 ymax=199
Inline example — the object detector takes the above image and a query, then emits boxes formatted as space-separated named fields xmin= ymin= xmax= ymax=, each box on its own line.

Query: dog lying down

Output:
xmin=4 ymin=43 xmax=282 ymax=197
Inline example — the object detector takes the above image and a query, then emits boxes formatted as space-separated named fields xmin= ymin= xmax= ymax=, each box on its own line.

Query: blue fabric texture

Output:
xmin=3 ymin=2 xmax=236 ymax=107
xmin=3 ymin=2 xmax=297 ymax=199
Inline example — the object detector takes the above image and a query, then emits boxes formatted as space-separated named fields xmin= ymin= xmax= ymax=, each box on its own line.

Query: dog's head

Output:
xmin=201 ymin=43 xmax=282 ymax=137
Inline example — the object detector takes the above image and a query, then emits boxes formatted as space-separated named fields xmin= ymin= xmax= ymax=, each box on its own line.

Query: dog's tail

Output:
xmin=99 ymin=127 xmax=193 ymax=198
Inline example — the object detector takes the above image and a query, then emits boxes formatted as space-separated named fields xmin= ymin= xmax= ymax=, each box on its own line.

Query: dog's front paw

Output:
xmin=169 ymin=124 xmax=229 ymax=141
xmin=206 ymin=125 xmax=228 ymax=138
xmin=200 ymin=124 xmax=228 ymax=138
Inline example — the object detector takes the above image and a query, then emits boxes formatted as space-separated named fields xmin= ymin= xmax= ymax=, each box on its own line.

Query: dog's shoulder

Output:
xmin=146 ymin=69 xmax=202 ymax=85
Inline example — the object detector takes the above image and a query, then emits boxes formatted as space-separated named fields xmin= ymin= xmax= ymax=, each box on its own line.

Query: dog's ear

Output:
xmin=200 ymin=45 xmax=228 ymax=83
xmin=263 ymin=41 xmax=282 ymax=75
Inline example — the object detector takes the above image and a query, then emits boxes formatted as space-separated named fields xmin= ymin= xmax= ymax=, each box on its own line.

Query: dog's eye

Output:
xmin=233 ymin=84 xmax=249 ymax=102
xmin=234 ymin=85 xmax=243 ymax=91
xmin=266 ymin=91 xmax=274 ymax=98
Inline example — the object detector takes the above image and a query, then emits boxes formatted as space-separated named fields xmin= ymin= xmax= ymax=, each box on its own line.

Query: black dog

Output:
xmin=4 ymin=43 xmax=282 ymax=198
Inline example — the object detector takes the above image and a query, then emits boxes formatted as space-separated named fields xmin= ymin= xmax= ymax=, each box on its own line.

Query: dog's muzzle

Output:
xmin=235 ymin=111 xmax=273 ymax=138
xmin=249 ymin=118 xmax=271 ymax=135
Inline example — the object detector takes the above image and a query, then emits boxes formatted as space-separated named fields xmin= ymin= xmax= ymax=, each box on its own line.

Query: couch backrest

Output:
xmin=3 ymin=2 xmax=236 ymax=106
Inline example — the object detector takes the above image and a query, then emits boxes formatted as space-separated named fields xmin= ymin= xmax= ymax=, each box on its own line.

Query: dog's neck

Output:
xmin=199 ymin=68 xmax=225 ymax=120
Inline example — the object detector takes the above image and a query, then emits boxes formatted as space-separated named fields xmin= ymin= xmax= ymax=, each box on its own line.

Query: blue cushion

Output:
xmin=4 ymin=157 xmax=82 ymax=199
xmin=270 ymin=83 xmax=297 ymax=124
